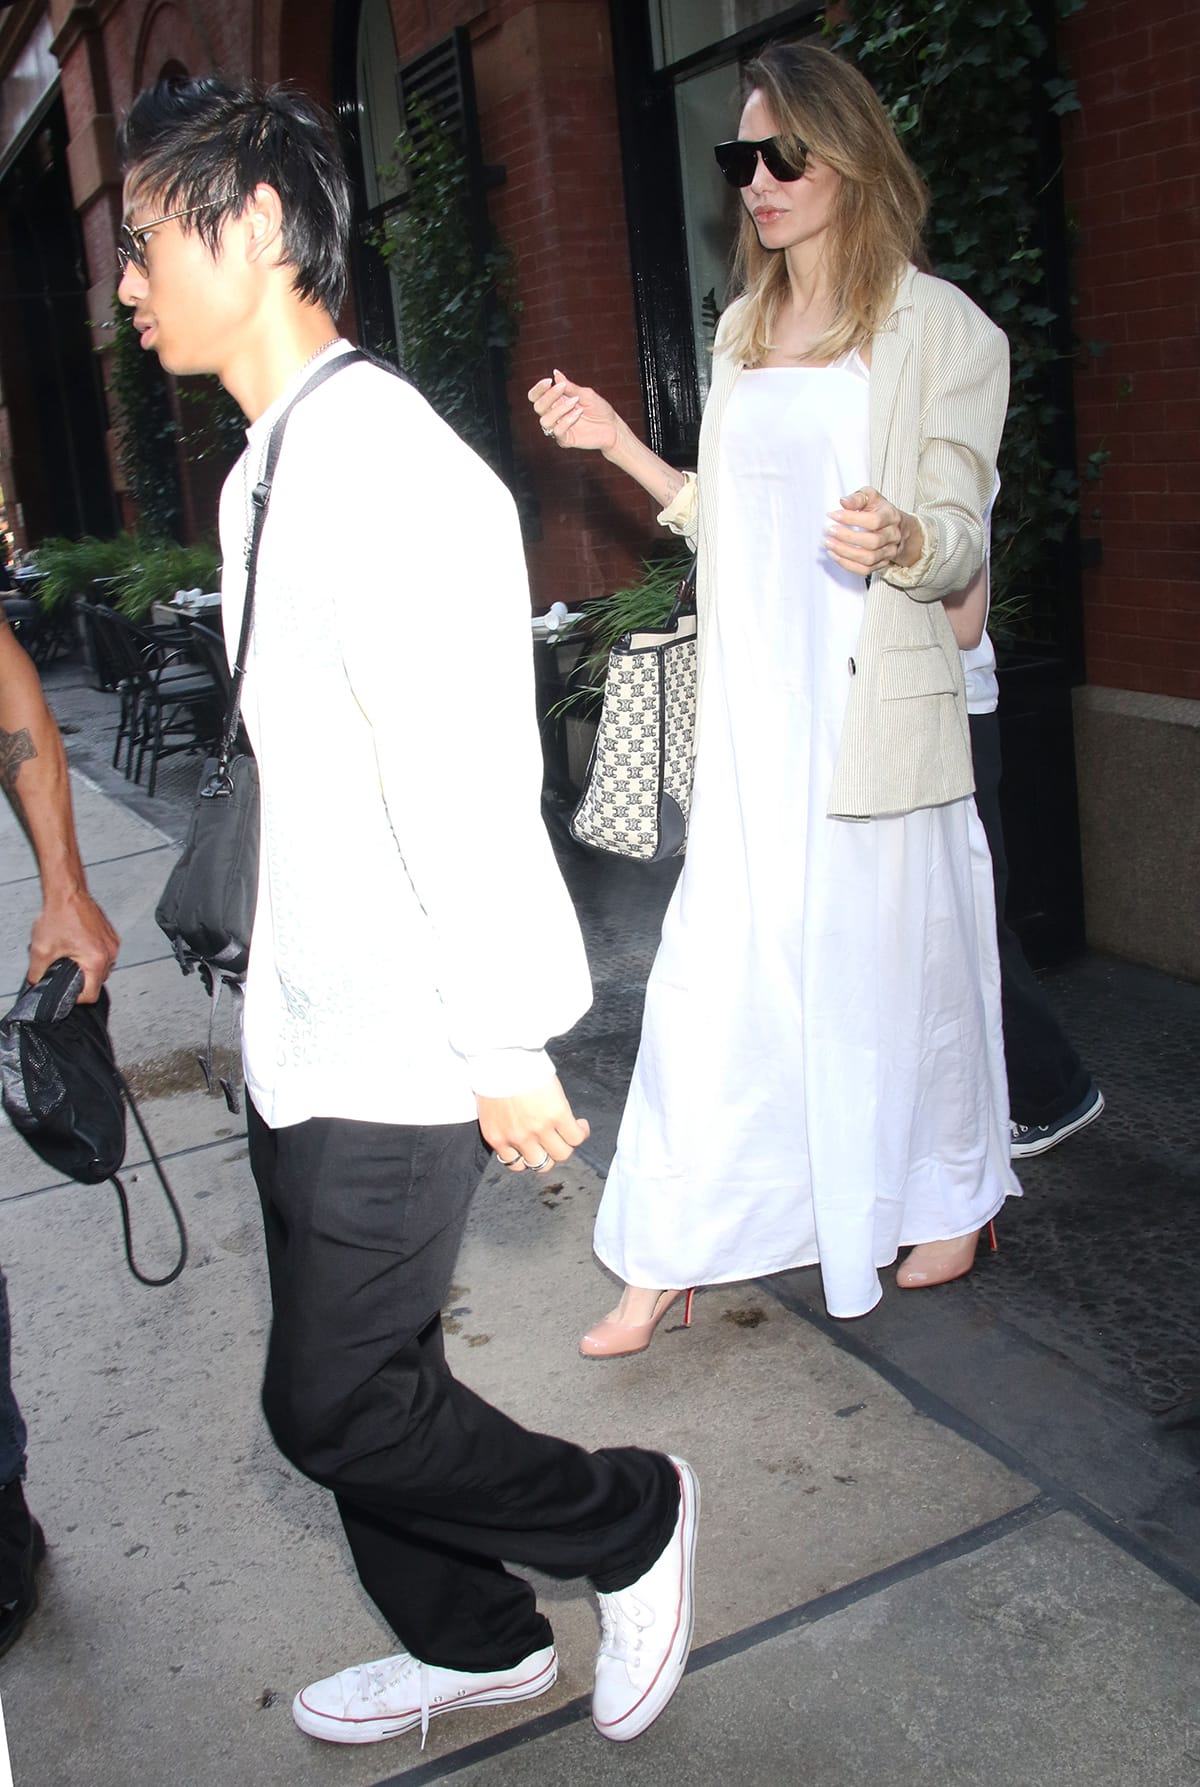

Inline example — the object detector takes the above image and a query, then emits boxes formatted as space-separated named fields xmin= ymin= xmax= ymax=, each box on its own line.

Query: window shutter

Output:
xmin=396 ymin=29 xmax=513 ymax=483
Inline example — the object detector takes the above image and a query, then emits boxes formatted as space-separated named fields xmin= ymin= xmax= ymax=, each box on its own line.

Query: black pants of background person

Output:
xmin=969 ymin=711 xmax=1092 ymax=1128
xmin=245 ymin=1103 xmax=680 ymax=1673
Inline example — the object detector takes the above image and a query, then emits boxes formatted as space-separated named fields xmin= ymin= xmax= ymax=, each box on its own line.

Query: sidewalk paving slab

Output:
xmin=424 ymin=1510 xmax=1200 ymax=1787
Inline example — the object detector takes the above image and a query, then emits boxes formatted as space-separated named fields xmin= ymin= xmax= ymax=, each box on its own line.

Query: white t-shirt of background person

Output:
xmin=961 ymin=482 xmax=1000 ymax=717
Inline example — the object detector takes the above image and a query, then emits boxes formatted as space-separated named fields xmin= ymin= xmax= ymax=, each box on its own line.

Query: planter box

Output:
xmin=532 ymin=631 xmax=589 ymax=805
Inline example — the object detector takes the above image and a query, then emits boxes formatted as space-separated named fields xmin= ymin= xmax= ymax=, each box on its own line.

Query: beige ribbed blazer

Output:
xmin=659 ymin=265 xmax=1010 ymax=818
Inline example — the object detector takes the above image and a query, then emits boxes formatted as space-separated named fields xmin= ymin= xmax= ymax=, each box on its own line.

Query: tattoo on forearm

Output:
xmin=0 ymin=726 xmax=36 ymax=812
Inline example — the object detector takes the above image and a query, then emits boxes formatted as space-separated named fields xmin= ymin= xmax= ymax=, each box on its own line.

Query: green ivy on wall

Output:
xmin=104 ymin=295 xmax=183 ymax=542
xmin=831 ymin=0 xmax=1085 ymax=634
xmin=378 ymin=104 xmax=520 ymax=471
xmin=177 ymin=373 xmax=247 ymax=476
xmin=99 ymin=298 xmax=245 ymax=544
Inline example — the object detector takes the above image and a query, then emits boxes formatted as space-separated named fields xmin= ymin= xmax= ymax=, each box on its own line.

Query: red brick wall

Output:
xmin=1061 ymin=0 xmax=1200 ymax=700
xmin=382 ymin=0 xmax=660 ymax=606
xmin=464 ymin=3 xmax=661 ymax=608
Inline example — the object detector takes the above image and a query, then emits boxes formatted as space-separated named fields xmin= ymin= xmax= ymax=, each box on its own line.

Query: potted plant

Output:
xmin=541 ymin=552 xmax=692 ymax=795
xmin=109 ymin=540 xmax=221 ymax=624
xmin=32 ymin=534 xmax=139 ymax=613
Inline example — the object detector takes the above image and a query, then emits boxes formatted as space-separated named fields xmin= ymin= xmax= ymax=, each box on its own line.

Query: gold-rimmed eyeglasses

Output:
xmin=117 ymin=202 xmax=220 ymax=277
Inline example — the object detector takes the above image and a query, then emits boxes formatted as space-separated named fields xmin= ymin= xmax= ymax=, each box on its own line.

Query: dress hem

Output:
xmin=593 ymin=1185 xmax=1018 ymax=1302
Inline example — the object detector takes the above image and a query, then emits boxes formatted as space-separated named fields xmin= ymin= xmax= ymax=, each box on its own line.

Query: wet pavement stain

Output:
xmin=723 ymin=1306 xmax=768 ymax=1329
xmin=119 ymin=1047 xmax=239 ymax=1100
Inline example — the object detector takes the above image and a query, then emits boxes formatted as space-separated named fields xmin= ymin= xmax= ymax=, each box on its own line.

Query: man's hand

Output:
xmin=0 ymin=620 xmax=120 ymax=1002
xmin=29 ymin=888 xmax=120 ymax=1002
xmin=478 ymin=1076 xmax=590 ymax=1173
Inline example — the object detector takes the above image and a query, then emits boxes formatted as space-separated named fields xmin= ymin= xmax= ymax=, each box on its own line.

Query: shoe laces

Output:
xmin=598 ymin=1588 xmax=654 ymax=1673
xmin=354 ymin=1654 xmax=432 ymax=1748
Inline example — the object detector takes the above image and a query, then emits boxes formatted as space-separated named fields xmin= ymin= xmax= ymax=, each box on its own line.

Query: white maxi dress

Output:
xmin=593 ymin=356 xmax=1019 ymax=1319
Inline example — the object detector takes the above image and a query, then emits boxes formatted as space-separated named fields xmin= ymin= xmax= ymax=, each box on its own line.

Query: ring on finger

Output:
xmin=530 ymin=1151 xmax=552 ymax=1170
xmin=496 ymin=1151 xmax=522 ymax=1167
xmin=541 ymin=425 xmax=554 ymax=437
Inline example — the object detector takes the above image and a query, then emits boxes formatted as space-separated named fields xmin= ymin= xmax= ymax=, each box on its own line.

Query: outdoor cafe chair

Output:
xmin=85 ymin=602 xmax=141 ymax=774
xmin=187 ymin=621 xmax=232 ymax=709
xmin=1 ymin=597 xmax=45 ymax=661
xmin=188 ymin=621 xmax=256 ymax=759
xmin=92 ymin=609 xmax=221 ymax=796
xmin=73 ymin=592 xmax=124 ymax=694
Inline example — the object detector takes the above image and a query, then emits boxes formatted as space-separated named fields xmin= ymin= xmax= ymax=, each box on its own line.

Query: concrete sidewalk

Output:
xmin=0 ymin=756 xmax=1197 ymax=1785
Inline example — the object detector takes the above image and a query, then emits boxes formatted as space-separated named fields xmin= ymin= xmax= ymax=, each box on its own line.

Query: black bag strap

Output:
xmin=666 ymin=554 xmax=698 ymax=629
xmin=109 ymin=1072 xmax=189 ymax=1287
xmin=216 ymin=347 xmax=367 ymax=778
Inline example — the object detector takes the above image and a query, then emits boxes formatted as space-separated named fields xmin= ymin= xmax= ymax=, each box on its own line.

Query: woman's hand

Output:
xmin=528 ymin=370 xmax=687 ymax=511
xmin=826 ymin=486 xmax=925 ymax=576
xmin=527 ymin=371 xmax=621 ymax=456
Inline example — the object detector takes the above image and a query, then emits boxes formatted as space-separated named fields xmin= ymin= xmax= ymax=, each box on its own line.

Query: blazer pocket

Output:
xmin=879 ymin=645 xmax=957 ymax=701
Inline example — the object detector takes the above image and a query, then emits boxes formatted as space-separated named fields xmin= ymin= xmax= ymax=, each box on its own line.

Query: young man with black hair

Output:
xmin=117 ymin=75 xmax=696 ymax=1751
xmin=0 ymin=618 xmax=120 ymax=1651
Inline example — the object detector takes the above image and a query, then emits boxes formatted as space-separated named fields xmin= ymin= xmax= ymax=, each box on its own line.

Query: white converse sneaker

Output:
xmin=292 ymin=1643 xmax=557 ymax=1746
xmin=592 ymin=1456 xmax=699 ymax=1742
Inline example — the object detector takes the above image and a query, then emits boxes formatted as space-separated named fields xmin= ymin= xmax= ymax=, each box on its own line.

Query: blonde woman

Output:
xmin=530 ymin=42 xmax=1019 ymax=1347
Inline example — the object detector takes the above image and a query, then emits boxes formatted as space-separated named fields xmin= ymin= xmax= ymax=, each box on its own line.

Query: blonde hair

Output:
xmin=723 ymin=42 xmax=929 ymax=367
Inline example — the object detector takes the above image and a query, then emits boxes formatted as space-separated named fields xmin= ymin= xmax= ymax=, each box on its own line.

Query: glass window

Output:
xmin=673 ymin=64 xmax=743 ymax=403
xmin=356 ymin=0 xmax=406 ymax=211
xmin=0 ymin=16 xmax=57 ymax=179
xmin=663 ymin=12 xmax=820 ymax=403
xmin=352 ymin=0 xmax=406 ymax=353
xmin=649 ymin=0 xmax=792 ymax=69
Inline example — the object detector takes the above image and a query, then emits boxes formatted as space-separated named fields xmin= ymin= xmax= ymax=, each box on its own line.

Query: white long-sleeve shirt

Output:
xmin=218 ymin=344 xmax=592 ymax=1129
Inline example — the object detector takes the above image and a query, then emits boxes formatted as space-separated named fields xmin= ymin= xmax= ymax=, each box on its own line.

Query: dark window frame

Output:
xmin=332 ymin=0 xmax=404 ymax=363
xmin=608 ymin=2 xmax=823 ymax=465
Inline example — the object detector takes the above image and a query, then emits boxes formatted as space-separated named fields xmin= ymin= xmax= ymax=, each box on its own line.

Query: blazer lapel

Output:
xmin=869 ymin=325 xmax=910 ymax=492
xmin=704 ymin=346 xmax=740 ymax=453
xmin=869 ymin=264 xmax=918 ymax=491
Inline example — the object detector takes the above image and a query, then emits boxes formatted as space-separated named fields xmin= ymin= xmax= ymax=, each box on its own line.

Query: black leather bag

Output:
xmin=156 ymin=349 xmax=365 ymax=979
xmin=0 ymin=957 xmax=124 ymax=1183
xmin=156 ymin=750 xmax=260 ymax=978
xmin=0 ymin=959 xmax=187 ymax=1286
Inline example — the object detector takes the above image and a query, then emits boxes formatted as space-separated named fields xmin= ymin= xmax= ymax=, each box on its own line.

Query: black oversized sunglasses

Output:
xmin=713 ymin=135 xmax=808 ymax=190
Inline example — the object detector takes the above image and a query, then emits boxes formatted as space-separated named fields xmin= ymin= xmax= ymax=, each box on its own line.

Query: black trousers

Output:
xmin=970 ymin=711 xmax=1091 ymax=1126
xmin=246 ymin=1103 xmax=679 ymax=1672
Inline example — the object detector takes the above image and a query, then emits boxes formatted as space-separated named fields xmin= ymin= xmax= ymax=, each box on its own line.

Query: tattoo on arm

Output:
xmin=0 ymin=726 xmax=36 ymax=824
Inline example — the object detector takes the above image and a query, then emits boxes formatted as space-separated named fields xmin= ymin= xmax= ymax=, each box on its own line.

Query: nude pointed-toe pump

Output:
xmin=579 ymin=1289 xmax=696 ymax=1359
xmin=896 ymin=1221 xmax=997 ymax=1290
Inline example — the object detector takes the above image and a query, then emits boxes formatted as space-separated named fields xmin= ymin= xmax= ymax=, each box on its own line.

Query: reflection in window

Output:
xmin=674 ymin=63 xmax=743 ymax=402
xmin=355 ymin=0 xmax=406 ymax=351
xmin=650 ymin=0 xmax=792 ymax=69
xmin=655 ymin=9 xmax=820 ymax=403
xmin=356 ymin=0 xmax=405 ymax=210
